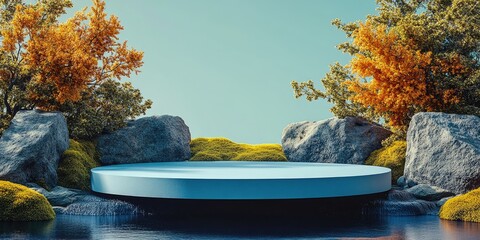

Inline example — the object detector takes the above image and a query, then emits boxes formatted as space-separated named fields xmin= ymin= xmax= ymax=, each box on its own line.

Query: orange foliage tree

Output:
xmin=345 ymin=20 xmax=460 ymax=128
xmin=1 ymin=0 xmax=143 ymax=112
xmin=293 ymin=0 xmax=478 ymax=136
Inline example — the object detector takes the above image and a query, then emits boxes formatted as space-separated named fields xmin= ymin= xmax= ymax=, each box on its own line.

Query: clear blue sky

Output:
xmin=68 ymin=0 xmax=377 ymax=143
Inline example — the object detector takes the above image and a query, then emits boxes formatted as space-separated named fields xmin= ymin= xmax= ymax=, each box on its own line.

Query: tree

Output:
xmin=0 ymin=0 xmax=151 ymax=138
xmin=292 ymin=62 xmax=378 ymax=122
xmin=61 ymin=80 xmax=152 ymax=139
xmin=346 ymin=20 xmax=460 ymax=128
xmin=0 ymin=0 xmax=74 ymax=115
xmin=369 ymin=0 xmax=479 ymax=117
xmin=292 ymin=0 xmax=479 ymax=132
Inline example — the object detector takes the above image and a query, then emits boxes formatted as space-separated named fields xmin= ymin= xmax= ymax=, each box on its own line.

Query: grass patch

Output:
xmin=0 ymin=180 xmax=55 ymax=221
xmin=57 ymin=139 xmax=100 ymax=191
xmin=365 ymin=140 xmax=406 ymax=184
xmin=440 ymin=188 xmax=480 ymax=222
xmin=190 ymin=137 xmax=287 ymax=161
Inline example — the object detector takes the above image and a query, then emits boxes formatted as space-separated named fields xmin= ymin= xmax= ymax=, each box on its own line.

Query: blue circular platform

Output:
xmin=91 ymin=161 xmax=391 ymax=200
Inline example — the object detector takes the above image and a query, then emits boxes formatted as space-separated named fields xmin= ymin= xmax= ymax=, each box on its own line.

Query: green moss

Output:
xmin=190 ymin=137 xmax=287 ymax=161
xmin=0 ymin=180 xmax=55 ymax=221
xmin=365 ymin=141 xmax=406 ymax=184
xmin=57 ymin=139 xmax=100 ymax=191
xmin=440 ymin=188 xmax=480 ymax=223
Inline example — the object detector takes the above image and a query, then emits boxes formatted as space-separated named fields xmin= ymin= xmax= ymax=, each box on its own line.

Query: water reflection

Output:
xmin=0 ymin=220 xmax=55 ymax=237
xmin=440 ymin=218 xmax=480 ymax=240
xmin=0 ymin=215 xmax=479 ymax=239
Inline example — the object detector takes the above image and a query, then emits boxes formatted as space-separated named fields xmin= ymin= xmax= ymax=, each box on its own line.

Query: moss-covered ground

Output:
xmin=365 ymin=141 xmax=407 ymax=184
xmin=57 ymin=139 xmax=100 ymax=191
xmin=440 ymin=188 xmax=480 ymax=223
xmin=0 ymin=180 xmax=55 ymax=221
xmin=190 ymin=137 xmax=287 ymax=161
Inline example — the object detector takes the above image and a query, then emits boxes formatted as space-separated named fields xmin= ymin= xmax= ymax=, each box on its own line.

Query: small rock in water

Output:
xmin=436 ymin=196 xmax=454 ymax=208
xmin=397 ymin=176 xmax=406 ymax=188
xmin=62 ymin=199 xmax=142 ymax=216
xmin=52 ymin=206 xmax=67 ymax=214
xmin=407 ymin=178 xmax=417 ymax=188
xmin=364 ymin=189 xmax=438 ymax=216
xmin=387 ymin=189 xmax=417 ymax=201
xmin=30 ymin=184 xmax=142 ymax=216
xmin=29 ymin=184 xmax=86 ymax=207
xmin=406 ymin=184 xmax=455 ymax=201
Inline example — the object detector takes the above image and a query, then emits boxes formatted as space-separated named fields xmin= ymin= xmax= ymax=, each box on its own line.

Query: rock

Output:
xmin=364 ymin=189 xmax=438 ymax=216
xmin=406 ymin=184 xmax=455 ymax=201
xmin=397 ymin=176 xmax=406 ymax=187
xmin=407 ymin=179 xmax=418 ymax=188
xmin=52 ymin=206 xmax=66 ymax=215
xmin=436 ymin=196 xmax=454 ymax=208
xmin=58 ymin=194 xmax=142 ymax=216
xmin=98 ymin=115 xmax=191 ymax=165
xmin=29 ymin=184 xmax=87 ymax=207
xmin=0 ymin=110 xmax=69 ymax=188
xmin=31 ymin=184 xmax=142 ymax=216
xmin=281 ymin=117 xmax=391 ymax=164
xmin=404 ymin=112 xmax=480 ymax=194
xmin=387 ymin=189 xmax=417 ymax=201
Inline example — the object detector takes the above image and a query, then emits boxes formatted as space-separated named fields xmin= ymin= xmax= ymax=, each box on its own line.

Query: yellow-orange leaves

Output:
xmin=346 ymin=21 xmax=458 ymax=127
xmin=1 ymin=0 xmax=143 ymax=109
xmin=2 ymin=5 xmax=42 ymax=53
xmin=26 ymin=13 xmax=97 ymax=104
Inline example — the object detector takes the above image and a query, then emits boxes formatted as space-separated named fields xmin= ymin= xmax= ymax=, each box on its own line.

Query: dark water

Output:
xmin=1 ymin=214 xmax=480 ymax=240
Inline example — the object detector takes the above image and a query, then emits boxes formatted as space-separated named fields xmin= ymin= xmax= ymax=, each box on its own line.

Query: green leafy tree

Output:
xmin=61 ymin=80 xmax=152 ymax=139
xmin=292 ymin=62 xmax=378 ymax=122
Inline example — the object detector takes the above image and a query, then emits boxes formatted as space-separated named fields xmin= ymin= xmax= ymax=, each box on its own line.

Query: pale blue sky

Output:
xmin=68 ymin=0 xmax=377 ymax=143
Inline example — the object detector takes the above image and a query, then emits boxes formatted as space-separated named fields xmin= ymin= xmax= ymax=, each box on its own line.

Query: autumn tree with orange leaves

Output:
xmin=0 ymin=0 xmax=151 ymax=138
xmin=293 ymin=0 xmax=479 ymax=135
xmin=346 ymin=20 xmax=460 ymax=128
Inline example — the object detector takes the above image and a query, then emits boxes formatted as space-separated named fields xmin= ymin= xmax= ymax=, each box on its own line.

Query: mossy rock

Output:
xmin=57 ymin=139 xmax=100 ymax=191
xmin=365 ymin=141 xmax=406 ymax=184
xmin=190 ymin=137 xmax=287 ymax=161
xmin=0 ymin=180 xmax=55 ymax=221
xmin=439 ymin=188 xmax=480 ymax=223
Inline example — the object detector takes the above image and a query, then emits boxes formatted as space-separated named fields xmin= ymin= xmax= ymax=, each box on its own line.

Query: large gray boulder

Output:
xmin=0 ymin=110 xmax=69 ymax=188
xmin=281 ymin=117 xmax=391 ymax=164
xmin=404 ymin=112 xmax=480 ymax=194
xmin=98 ymin=115 xmax=191 ymax=165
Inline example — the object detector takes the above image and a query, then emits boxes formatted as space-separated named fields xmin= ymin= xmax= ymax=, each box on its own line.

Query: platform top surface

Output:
xmin=91 ymin=161 xmax=390 ymax=180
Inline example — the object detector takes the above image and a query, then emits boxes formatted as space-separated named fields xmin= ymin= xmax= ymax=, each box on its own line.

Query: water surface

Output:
xmin=1 ymin=215 xmax=479 ymax=239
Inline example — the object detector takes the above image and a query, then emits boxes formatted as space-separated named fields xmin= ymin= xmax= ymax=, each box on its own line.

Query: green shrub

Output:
xmin=0 ymin=180 xmax=55 ymax=221
xmin=440 ymin=188 xmax=480 ymax=223
xmin=57 ymin=139 xmax=100 ymax=191
xmin=190 ymin=137 xmax=287 ymax=161
xmin=365 ymin=141 xmax=406 ymax=184
xmin=61 ymin=80 xmax=152 ymax=139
